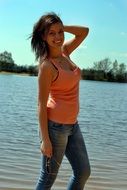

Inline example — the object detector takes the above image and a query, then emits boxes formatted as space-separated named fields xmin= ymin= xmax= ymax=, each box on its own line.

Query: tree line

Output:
xmin=81 ymin=58 xmax=127 ymax=82
xmin=0 ymin=51 xmax=37 ymax=76
xmin=0 ymin=51 xmax=127 ymax=82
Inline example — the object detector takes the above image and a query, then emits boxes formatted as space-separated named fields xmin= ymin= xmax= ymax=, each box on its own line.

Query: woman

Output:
xmin=31 ymin=12 xmax=90 ymax=190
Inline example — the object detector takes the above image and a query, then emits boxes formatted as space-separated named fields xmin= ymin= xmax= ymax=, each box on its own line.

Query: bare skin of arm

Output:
xmin=38 ymin=60 xmax=55 ymax=158
xmin=63 ymin=25 xmax=89 ymax=55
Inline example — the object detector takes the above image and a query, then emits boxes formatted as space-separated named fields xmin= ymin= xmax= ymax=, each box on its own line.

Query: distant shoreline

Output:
xmin=1 ymin=71 xmax=127 ymax=83
xmin=0 ymin=71 xmax=32 ymax=76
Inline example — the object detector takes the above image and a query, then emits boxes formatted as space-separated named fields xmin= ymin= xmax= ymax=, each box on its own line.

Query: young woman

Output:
xmin=31 ymin=12 xmax=90 ymax=190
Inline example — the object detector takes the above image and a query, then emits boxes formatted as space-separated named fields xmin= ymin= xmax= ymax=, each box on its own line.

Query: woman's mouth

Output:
xmin=54 ymin=40 xmax=62 ymax=44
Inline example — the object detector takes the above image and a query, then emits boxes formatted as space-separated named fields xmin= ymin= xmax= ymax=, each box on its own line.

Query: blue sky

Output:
xmin=0 ymin=0 xmax=127 ymax=69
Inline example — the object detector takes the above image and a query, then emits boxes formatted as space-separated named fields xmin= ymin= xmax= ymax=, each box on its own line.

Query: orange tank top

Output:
xmin=47 ymin=58 xmax=81 ymax=124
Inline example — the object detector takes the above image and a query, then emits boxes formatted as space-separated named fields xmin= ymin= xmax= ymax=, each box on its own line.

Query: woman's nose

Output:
xmin=55 ymin=33 xmax=61 ymax=40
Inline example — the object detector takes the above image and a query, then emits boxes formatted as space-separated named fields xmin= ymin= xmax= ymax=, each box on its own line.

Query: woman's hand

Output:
xmin=40 ymin=139 xmax=53 ymax=158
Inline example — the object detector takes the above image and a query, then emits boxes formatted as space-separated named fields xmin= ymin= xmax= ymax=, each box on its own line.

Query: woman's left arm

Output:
xmin=63 ymin=25 xmax=89 ymax=55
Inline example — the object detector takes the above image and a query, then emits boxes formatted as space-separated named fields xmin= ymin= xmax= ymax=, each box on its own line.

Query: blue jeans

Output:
xmin=36 ymin=120 xmax=90 ymax=190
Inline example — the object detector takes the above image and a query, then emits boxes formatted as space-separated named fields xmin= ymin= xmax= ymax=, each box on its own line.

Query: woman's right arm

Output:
xmin=38 ymin=61 xmax=53 ymax=158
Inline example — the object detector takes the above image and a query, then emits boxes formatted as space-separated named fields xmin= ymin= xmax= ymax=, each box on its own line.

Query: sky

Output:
xmin=0 ymin=0 xmax=127 ymax=69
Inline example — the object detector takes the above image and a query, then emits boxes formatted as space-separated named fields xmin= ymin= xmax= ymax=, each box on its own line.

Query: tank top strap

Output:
xmin=49 ymin=58 xmax=60 ymax=70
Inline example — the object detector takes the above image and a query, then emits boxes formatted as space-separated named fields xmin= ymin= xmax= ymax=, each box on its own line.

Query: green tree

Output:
xmin=93 ymin=58 xmax=111 ymax=73
xmin=115 ymin=63 xmax=127 ymax=82
xmin=0 ymin=51 xmax=15 ymax=71
xmin=118 ymin=63 xmax=126 ymax=74
xmin=112 ymin=60 xmax=118 ymax=75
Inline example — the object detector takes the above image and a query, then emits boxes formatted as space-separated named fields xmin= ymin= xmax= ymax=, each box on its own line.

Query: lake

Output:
xmin=0 ymin=73 xmax=127 ymax=190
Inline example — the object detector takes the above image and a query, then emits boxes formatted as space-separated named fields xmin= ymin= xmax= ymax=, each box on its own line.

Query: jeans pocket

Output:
xmin=46 ymin=156 xmax=60 ymax=175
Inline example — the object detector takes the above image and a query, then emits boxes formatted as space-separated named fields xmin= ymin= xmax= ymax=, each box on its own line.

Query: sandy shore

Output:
xmin=0 ymin=71 xmax=30 ymax=76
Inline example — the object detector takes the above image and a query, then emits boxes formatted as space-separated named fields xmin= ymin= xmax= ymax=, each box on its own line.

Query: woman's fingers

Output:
xmin=40 ymin=142 xmax=53 ymax=158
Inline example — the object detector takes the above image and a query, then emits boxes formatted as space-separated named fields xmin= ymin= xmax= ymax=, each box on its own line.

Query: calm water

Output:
xmin=0 ymin=74 xmax=127 ymax=190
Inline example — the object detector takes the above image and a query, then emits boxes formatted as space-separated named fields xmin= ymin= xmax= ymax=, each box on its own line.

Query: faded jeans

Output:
xmin=35 ymin=120 xmax=91 ymax=190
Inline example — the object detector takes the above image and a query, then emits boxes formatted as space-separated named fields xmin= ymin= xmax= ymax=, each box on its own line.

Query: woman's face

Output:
xmin=44 ymin=22 xmax=64 ymax=49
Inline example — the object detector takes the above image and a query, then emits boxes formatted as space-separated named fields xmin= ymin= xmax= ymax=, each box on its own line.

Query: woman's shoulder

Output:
xmin=39 ymin=58 xmax=52 ymax=70
xmin=39 ymin=58 xmax=56 ymax=75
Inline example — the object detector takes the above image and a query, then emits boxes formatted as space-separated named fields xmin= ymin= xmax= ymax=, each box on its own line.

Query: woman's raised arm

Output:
xmin=63 ymin=25 xmax=89 ymax=55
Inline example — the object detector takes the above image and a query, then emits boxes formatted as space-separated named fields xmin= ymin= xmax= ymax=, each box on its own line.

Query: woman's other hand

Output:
xmin=40 ymin=139 xmax=53 ymax=158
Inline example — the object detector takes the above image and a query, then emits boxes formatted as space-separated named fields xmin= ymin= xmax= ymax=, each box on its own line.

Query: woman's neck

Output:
xmin=49 ymin=48 xmax=62 ymax=59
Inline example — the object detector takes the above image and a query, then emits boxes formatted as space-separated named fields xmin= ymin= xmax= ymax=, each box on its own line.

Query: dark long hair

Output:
xmin=30 ymin=12 xmax=63 ymax=62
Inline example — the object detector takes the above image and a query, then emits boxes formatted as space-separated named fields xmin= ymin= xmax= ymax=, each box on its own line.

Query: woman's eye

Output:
xmin=49 ymin=32 xmax=55 ymax=35
xmin=49 ymin=30 xmax=63 ymax=36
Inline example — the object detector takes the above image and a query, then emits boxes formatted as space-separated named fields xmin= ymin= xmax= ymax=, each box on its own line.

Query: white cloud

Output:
xmin=120 ymin=32 xmax=127 ymax=36
xmin=119 ymin=53 xmax=127 ymax=57
xmin=110 ymin=51 xmax=127 ymax=58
